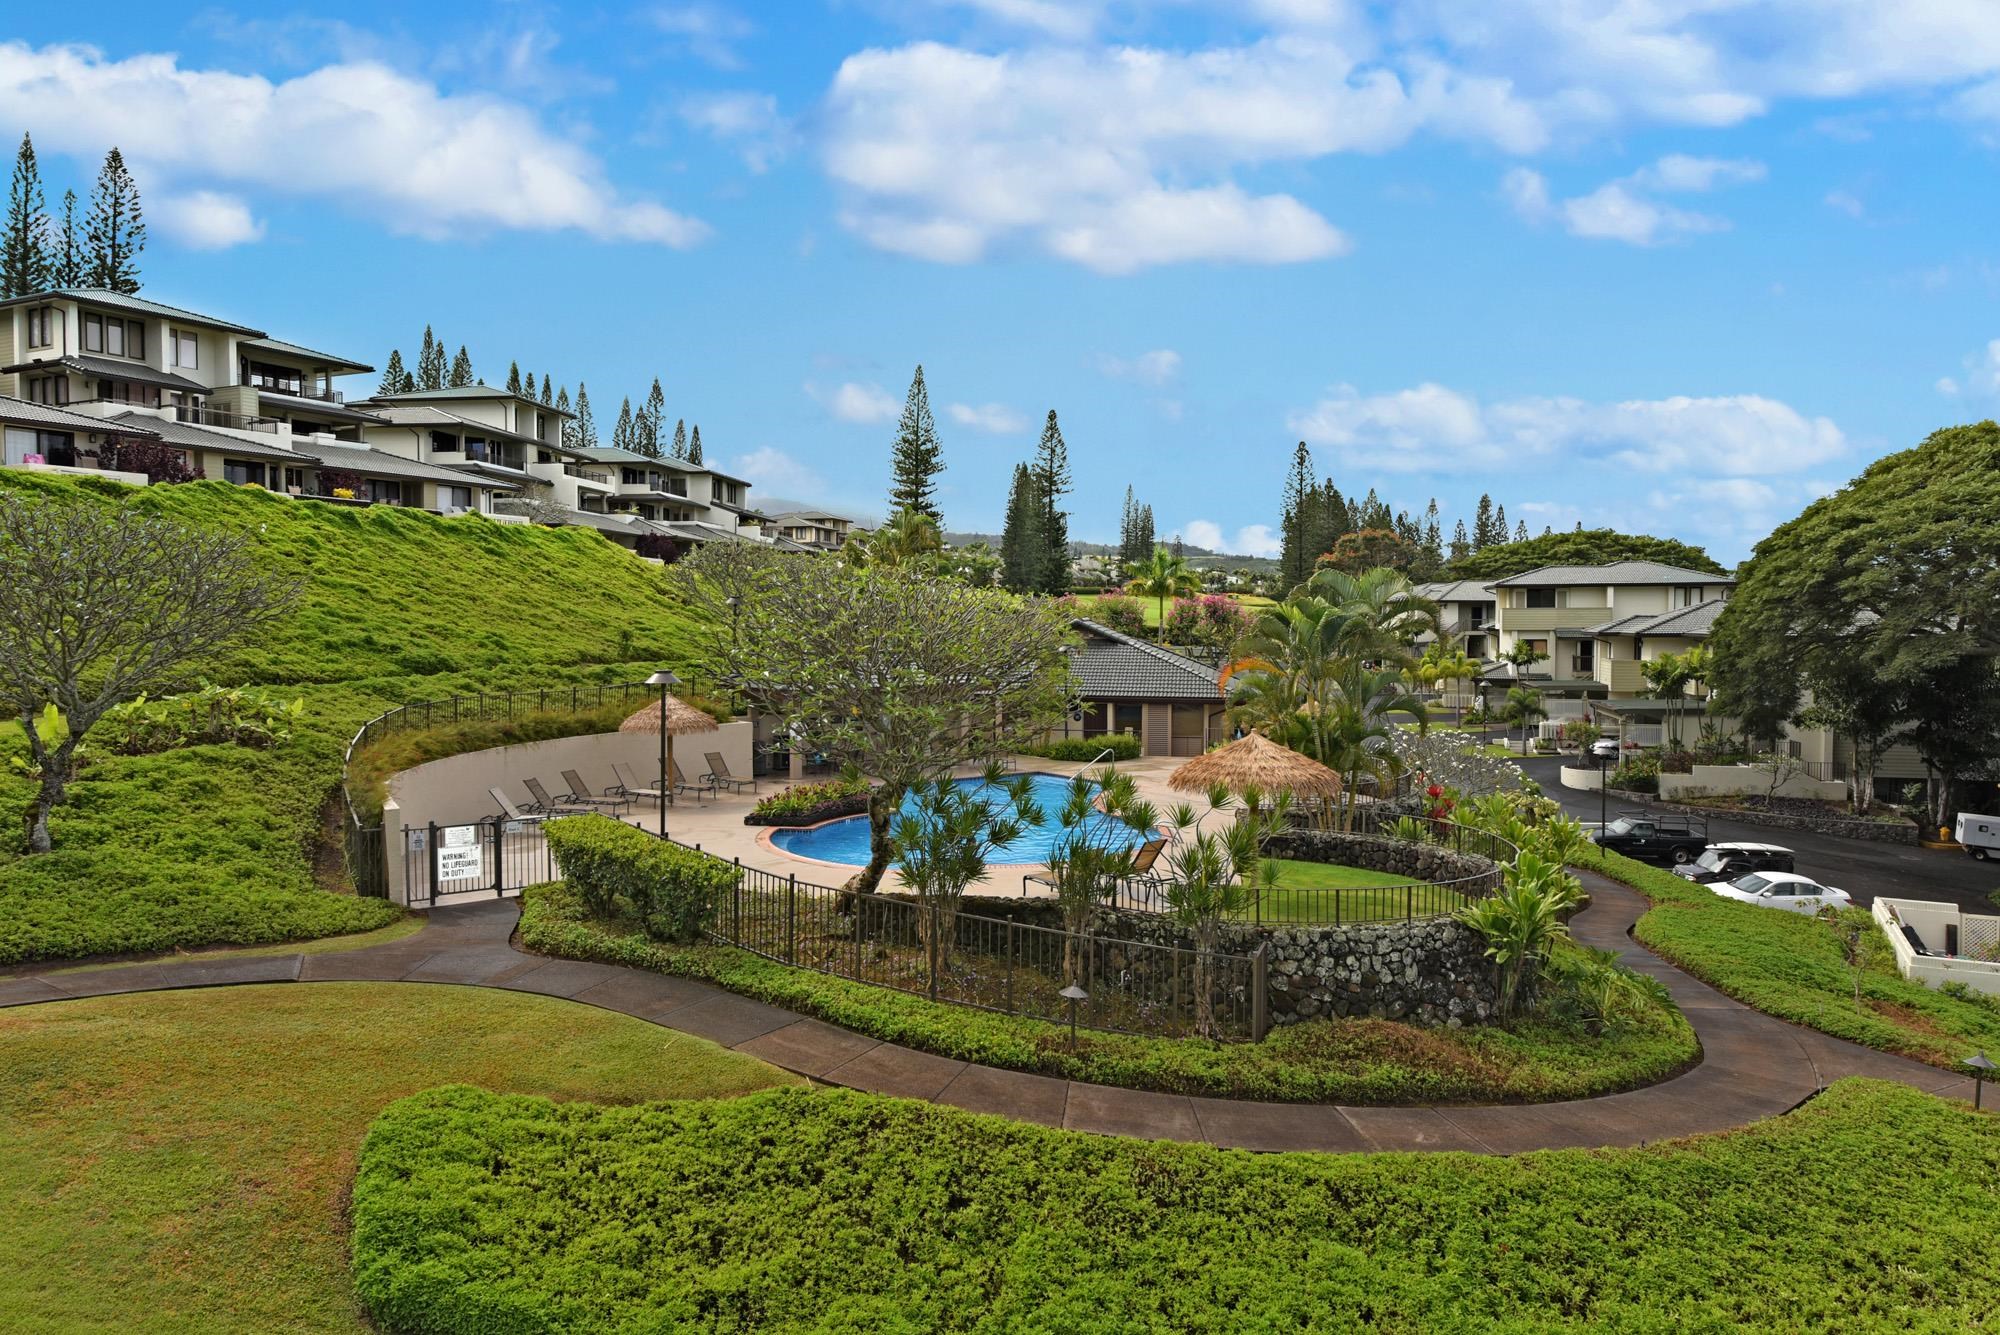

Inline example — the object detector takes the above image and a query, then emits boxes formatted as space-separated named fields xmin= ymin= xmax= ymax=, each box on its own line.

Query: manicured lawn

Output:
xmin=520 ymin=882 xmax=1696 ymax=1105
xmin=41 ymin=916 xmax=425 ymax=975
xmin=0 ymin=472 xmax=719 ymax=964
xmin=1243 ymin=858 xmax=1433 ymax=924
xmin=353 ymin=1079 xmax=2000 ymax=1333
xmin=0 ymin=983 xmax=796 ymax=1334
xmin=1586 ymin=847 xmax=2000 ymax=1067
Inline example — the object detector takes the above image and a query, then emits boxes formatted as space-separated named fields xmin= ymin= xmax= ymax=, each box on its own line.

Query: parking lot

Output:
xmin=1512 ymin=756 xmax=2000 ymax=913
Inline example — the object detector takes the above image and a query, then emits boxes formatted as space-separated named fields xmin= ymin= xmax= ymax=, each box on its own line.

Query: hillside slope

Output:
xmin=0 ymin=474 xmax=718 ymax=964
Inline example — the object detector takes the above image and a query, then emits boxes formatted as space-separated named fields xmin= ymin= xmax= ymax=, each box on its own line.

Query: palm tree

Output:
xmin=1303 ymin=567 xmax=1440 ymax=667
xmin=1432 ymin=646 xmax=1479 ymax=725
xmin=1642 ymin=650 xmax=1696 ymax=753
xmin=1123 ymin=545 xmax=1202 ymax=638
xmin=1502 ymin=684 xmax=1547 ymax=755
xmin=842 ymin=510 xmax=943 ymax=570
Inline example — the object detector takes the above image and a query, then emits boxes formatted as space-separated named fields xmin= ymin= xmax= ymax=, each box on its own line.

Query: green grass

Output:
xmin=519 ymin=882 xmax=1696 ymax=1104
xmin=1583 ymin=846 xmax=2000 ymax=1068
xmin=1069 ymin=591 xmax=1272 ymax=628
xmin=0 ymin=982 xmax=796 ymax=1335
xmin=353 ymin=1079 xmax=2000 ymax=1333
xmin=1244 ymin=858 xmax=1425 ymax=923
xmin=40 ymin=916 xmax=425 ymax=975
xmin=0 ymin=473 xmax=719 ymax=964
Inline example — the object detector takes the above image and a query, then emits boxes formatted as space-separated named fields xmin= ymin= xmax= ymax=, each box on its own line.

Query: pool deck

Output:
xmin=617 ymin=756 xmax=1227 ymax=898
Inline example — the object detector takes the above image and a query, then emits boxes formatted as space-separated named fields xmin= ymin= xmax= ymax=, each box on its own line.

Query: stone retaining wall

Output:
xmin=1612 ymin=791 xmax=1919 ymax=845
xmin=1262 ymin=829 xmax=1498 ymax=887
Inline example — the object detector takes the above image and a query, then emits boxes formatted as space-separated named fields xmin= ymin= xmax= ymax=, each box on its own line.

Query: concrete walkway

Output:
xmin=0 ymin=871 xmax=1975 ymax=1154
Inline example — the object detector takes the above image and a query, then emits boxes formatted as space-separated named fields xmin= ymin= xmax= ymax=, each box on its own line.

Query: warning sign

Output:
xmin=437 ymin=824 xmax=484 ymax=883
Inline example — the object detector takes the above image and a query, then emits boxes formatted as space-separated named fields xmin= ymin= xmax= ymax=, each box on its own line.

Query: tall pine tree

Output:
xmin=555 ymin=386 xmax=573 ymax=445
xmin=1 ymin=133 xmax=50 ymax=299
xmin=612 ymin=397 xmax=634 ymax=452
xmin=1135 ymin=503 xmax=1154 ymax=556
xmin=1117 ymin=485 xmax=1141 ymax=565
xmin=1450 ymin=519 xmax=1471 ymax=563
xmin=886 ymin=365 xmax=945 ymax=523
xmin=540 ymin=376 xmax=554 ymax=406
xmin=447 ymin=346 xmax=474 ymax=388
xmin=1472 ymin=494 xmax=1497 ymax=550
xmin=53 ymin=188 xmax=81 ymax=287
xmin=687 ymin=425 xmax=702 ymax=465
xmin=505 ymin=362 xmax=522 ymax=395
xmin=1494 ymin=503 xmax=1509 ymax=542
xmin=1515 ymin=519 xmax=1530 ymax=542
xmin=1278 ymin=441 xmax=1316 ymax=592
xmin=1030 ymin=410 xmax=1071 ymax=594
xmin=378 ymin=350 xmax=414 ymax=395
xmin=417 ymin=327 xmax=445 ymax=391
xmin=84 ymin=147 xmax=145 ymax=294
xmin=523 ymin=371 xmax=538 ymax=400
xmin=637 ymin=377 xmax=666 ymax=458
xmin=670 ymin=418 xmax=688 ymax=461
xmin=573 ymin=383 xmax=597 ymax=449
xmin=998 ymin=462 xmax=1041 ymax=594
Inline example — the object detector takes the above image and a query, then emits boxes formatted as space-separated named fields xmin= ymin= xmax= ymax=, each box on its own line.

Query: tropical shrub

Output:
xmin=746 ymin=776 xmax=871 ymax=825
xmin=1018 ymin=733 xmax=1142 ymax=762
xmin=1088 ymin=592 xmax=1147 ymax=636
xmin=1456 ymin=852 xmax=1583 ymax=1015
xmin=543 ymin=814 xmax=736 ymax=943
xmin=1609 ymin=752 xmax=1662 ymax=793
xmin=1161 ymin=594 xmax=1255 ymax=648
xmin=91 ymin=682 xmax=306 ymax=756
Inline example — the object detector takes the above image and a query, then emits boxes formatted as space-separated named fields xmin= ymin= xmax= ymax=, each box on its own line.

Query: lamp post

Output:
xmin=1967 ymin=1053 xmax=1996 ymax=1111
xmin=1059 ymin=984 xmax=1088 ymax=1052
xmin=645 ymin=669 xmax=681 ymax=838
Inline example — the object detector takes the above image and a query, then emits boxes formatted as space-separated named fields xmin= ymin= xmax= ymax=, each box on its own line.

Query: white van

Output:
xmin=1955 ymin=813 xmax=2000 ymax=861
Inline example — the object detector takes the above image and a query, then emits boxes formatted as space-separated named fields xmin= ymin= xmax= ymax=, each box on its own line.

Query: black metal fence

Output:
xmin=400 ymin=818 xmax=561 ymax=909
xmin=342 ymin=678 xmax=714 ymax=899
xmin=690 ymin=842 xmax=1267 ymax=1041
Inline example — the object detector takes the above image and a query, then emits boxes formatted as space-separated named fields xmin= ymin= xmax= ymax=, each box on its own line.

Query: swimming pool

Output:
xmin=768 ymin=772 xmax=1149 ymax=868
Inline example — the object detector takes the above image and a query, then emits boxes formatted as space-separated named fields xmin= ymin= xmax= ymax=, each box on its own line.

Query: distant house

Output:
xmin=762 ymin=508 xmax=856 ymax=551
xmin=1048 ymin=619 xmax=1228 ymax=758
xmin=1415 ymin=578 xmax=1498 ymax=660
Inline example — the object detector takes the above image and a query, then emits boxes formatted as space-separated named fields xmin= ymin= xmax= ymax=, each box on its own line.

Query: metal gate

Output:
xmin=402 ymin=818 xmax=558 ymax=909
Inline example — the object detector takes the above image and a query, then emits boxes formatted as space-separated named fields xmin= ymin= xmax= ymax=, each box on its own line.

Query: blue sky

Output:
xmin=6 ymin=2 xmax=1999 ymax=561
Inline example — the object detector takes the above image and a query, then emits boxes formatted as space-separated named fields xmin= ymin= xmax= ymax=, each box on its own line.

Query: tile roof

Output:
xmin=301 ymin=442 xmax=520 ymax=489
xmin=103 ymin=411 xmax=302 ymax=460
xmin=1584 ymin=600 xmax=1727 ymax=638
xmin=0 ymin=287 xmax=264 ymax=334
xmin=367 ymin=386 xmax=576 ymax=418
xmin=1067 ymin=619 xmax=1223 ymax=701
xmin=4 ymin=354 xmax=208 ymax=394
xmin=1416 ymin=578 xmax=1496 ymax=602
xmin=256 ymin=390 xmax=386 ymax=424
xmin=366 ymin=404 xmax=589 ymax=457
xmin=1 ymin=395 xmax=159 ymax=436
xmin=237 ymin=336 xmax=371 ymax=373
xmin=1491 ymin=560 xmax=1735 ymax=588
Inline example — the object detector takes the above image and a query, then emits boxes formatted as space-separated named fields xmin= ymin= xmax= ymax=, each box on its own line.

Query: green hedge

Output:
xmin=543 ymin=816 xmax=737 ymax=943
xmin=1581 ymin=847 xmax=2000 ymax=1066
xmin=518 ymin=881 xmax=1695 ymax=1104
xmin=352 ymin=1079 xmax=2000 ymax=1333
xmin=746 ymin=777 xmax=871 ymax=826
xmin=1017 ymin=734 xmax=1141 ymax=762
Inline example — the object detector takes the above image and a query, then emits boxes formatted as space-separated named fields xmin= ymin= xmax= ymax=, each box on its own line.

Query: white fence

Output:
xmin=1875 ymin=898 xmax=2000 ymax=997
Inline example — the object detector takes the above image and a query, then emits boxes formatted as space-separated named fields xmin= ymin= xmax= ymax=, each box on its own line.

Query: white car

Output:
xmin=1709 ymin=871 xmax=1853 ymax=915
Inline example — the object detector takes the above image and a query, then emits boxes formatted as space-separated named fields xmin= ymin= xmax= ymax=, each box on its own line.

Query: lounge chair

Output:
xmin=521 ymin=776 xmax=595 ymax=816
xmin=669 ymin=756 xmax=714 ymax=803
xmin=489 ymin=786 xmax=547 ymax=824
xmin=610 ymin=761 xmax=669 ymax=808
xmin=559 ymin=768 xmax=633 ymax=814
xmin=704 ymin=751 xmax=755 ymax=795
xmin=1023 ymin=837 xmax=1167 ymax=902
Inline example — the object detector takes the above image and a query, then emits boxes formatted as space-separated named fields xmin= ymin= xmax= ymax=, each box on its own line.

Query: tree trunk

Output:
xmin=22 ymin=734 xmax=77 ymax=855
xmin=1850 ymin=736 xmax=1882 ymax=816
xmin=846 ymin=785 xmax=900 ymax=895
xmin=1192 ymin=921 xmax=1219 ymax=1039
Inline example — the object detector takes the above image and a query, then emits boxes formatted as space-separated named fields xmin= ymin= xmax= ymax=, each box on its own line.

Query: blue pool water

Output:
xmin=769 ymin=772 xmax=1148 ymax=867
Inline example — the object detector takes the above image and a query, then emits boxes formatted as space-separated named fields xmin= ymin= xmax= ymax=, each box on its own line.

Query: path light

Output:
xmin=1966 ymin=1053 xmax=1997 ymax=1111
xmin=1060 ymin=984 xmax=1088 ymax=1052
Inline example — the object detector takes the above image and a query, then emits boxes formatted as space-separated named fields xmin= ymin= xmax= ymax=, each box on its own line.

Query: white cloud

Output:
xmin=1505 ymin=153 xmax=1762 ymax=246
xmin=1938 ymin=376 xmax=1961 ymax=396
xmin=1950 ymin=339 xmax=2000 ymax=396
xmin=1288 ymin=382 xmax=1846 ymax=477
xmin=946 ymin=401 xmax=1027 ymax=433
xmin=153 ymin=190 xmax=264 ymax=250
xmin=1824 ymin=189 xmax=1866 ymax=218
xmin=1097 ymin=348 xmax=1182 ymax=385
xmin=680 ymin=91 xmax=796 ymax=172
xmin=0 ymin=42 xmax=707 ymax=248
xmin=649 ymin=4 xmax=754 ymax=69
xmin=729 ymin=446 xmax=826 ymax=495
xmin=823 ymin=37 xmax=1548 ymax=272
xmin=928 ymin=0 xmax=1101 ymax=40
xmin=807 ymin=380 xmax=903 ymax=424
xmin=1182 ymin=519 xmax=1283 ymax=558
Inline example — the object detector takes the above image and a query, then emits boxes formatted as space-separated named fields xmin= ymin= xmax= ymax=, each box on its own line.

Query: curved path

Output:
xmin=0 ymin=871 xmax=1974 ymax=1154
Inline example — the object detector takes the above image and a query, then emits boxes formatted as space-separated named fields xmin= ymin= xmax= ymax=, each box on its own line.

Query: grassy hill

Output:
xmin=0 ymin=474 xmax=718 ymax=964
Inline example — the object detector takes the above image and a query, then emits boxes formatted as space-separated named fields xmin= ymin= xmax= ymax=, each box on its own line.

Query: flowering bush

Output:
xmin=1088 ymin=593 xmax=1147 ymax=636
xmin=1162 ymin=594 xmax=1254 ymax=649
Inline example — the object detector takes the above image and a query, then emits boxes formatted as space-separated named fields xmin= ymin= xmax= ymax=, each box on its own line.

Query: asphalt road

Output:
xmin=1510 ymin=755 xmax=2000 ymax=913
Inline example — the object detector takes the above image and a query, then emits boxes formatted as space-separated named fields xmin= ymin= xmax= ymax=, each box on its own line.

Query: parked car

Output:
xmin=1709 ymin=871 xmax=1852 ymax=914
xmin=1590 ymin=811 xmax=1710 ymax=865
xmin=1672 ymin=841 xmax=1797 ymax=884
xmin=1955 ymin=812 xmax=2000 ymax=861
xmin=1588 ymin=738 xmax=1621 ymax=761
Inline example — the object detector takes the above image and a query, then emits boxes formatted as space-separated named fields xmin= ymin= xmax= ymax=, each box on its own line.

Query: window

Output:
xmin=242 ymin=360 xmax=303 ymax=396
xmin=1524 ymin=638 xmax=1549 ymax=656
xmin=26 ymin=376 xmax=68 ymax=406
xmin=104 ymin=319 xmax=125 ymax=357
xmin=222 ymin=460 xmax=267 ymax=486
xmin=26 ymin=306 xmax=54 ymax=349
xmin=82 ymin=312 xmax=103 ymax=353
xmin=81 ymin=314 xmax=143 ymax=358
xmin=439 ymin=484 xmax=473 ymax=513
xmin=171 ymin=329 xmax=198 ymax=369
xmin=622 ymin=467 xmax=645 ymax=485
xmin=284 ymin=467 xmax=306 ymax=493
xmin=1525 ymin=588 xmax=1558 ymax=608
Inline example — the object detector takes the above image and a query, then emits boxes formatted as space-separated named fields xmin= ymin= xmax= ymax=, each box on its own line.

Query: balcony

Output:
xmin=1497 ymin=605 xmax=1610 ymax=634
xmin=177 ymin=403 xmax=279 ymax=434
xmin=563 ymin=464 xmax=612 ymax=484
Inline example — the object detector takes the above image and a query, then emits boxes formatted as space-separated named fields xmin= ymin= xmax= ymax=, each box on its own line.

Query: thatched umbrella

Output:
xmin=1168 ymin=731 xmax=1342 ymax=801
xmin=621 ymin=697 xmax=721 ymax=831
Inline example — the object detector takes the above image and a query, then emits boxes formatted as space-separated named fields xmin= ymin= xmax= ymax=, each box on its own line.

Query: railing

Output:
xmin=563 ymin=464 xmax=611 ymax=483
xmin=1227 ymin=808 xmax=1514 ymax=928
xmin=175 ymin=403 xmax=279 ymax=434
xmin=692 ymin=843 xmax=1264 ymax=1041
xmin=339 ymin=678 xmax=717 ymax=898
